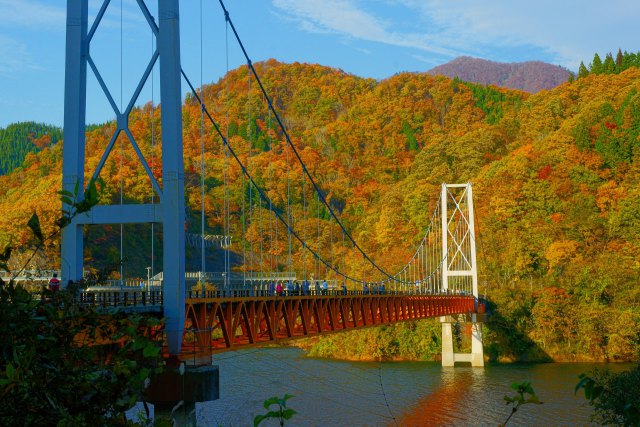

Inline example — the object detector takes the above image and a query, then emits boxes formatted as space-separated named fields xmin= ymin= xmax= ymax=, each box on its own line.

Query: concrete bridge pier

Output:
xmin=441 ymin=314 xmax=484 ymax=367
xmin=146 ymin=363 xmax=220 ymax=425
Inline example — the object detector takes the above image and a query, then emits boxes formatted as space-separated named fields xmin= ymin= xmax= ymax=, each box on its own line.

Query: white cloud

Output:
xmin=0 ymin=35 xmax=39 ymax=75
xmin=411 ymin=54 xmax=439 ymax=66
xmin=393 ymin=0 xmax=640 ymax=68
xmin=272 ymin=0 xmax=464 ymax=57
xmin=271 ymin=0 xmax=640 ymax=69
xmin=0 ymin=0 xmax=65 ymax=30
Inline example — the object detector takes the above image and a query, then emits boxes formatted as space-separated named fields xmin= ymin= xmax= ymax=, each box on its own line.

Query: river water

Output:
xmin=171 ymin=347 xmax=627 ymax=426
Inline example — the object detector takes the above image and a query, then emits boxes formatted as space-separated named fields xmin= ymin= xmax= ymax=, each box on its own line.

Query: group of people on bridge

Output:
xmin=263 ymin=280 xmax=392 ymax=297
xmin=268 ymin=279 xmax=339 ymax=297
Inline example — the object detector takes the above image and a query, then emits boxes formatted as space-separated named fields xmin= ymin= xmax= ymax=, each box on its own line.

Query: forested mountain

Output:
xmin=427 ymin=56 xmax=570 ymax=92
xmin=1 ymin=59 xmax=639 ymax=362
xmin=0 ymin=122 xmax=62 ymax=175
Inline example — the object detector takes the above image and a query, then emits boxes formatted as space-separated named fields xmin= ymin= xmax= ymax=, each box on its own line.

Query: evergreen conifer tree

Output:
xmin=615 ymin=49 xmax=624 ymax=71
xmin=577 ymin=62 xmax=589 ymax=79
xmin=603 ymin=53 xmax=615 ymax=74
xmin=591 ymin=53 xmax=603 ymax=74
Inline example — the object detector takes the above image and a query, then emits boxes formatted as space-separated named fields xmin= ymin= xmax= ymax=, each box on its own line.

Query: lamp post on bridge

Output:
xmin=146 ymin=266 xmax=151 ymax=294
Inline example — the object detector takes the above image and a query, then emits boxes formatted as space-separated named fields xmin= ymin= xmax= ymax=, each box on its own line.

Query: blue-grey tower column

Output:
xmin=158 ymin=0 xmax=186 ymax=355
xmin=61 ymin=0 xmax=87 ymax=284
xmin=61 ymin=0 xmax=186 ymax=356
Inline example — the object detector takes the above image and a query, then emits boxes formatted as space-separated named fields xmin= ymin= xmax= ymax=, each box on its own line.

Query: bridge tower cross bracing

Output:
xmin=61 ymin=0 xmax=186 ymax=355
xmin=440 ymin=183 xmax=484 ymax=367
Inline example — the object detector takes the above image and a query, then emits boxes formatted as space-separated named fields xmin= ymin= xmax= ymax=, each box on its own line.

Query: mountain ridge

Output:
xmin=427 ymin=56 xmax=571 ymax=92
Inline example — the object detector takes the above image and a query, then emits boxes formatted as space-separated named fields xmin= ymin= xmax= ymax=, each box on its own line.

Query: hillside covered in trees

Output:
xmin=0 ymin=122 xmax=62 ymax=175
xmin=1 ymin=59 xmax=639 ymax=362
xmin=427 ymin=56 xmax=570 ymax=92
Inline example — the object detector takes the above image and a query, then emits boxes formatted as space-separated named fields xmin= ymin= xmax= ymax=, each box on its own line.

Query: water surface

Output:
xmin=180 ymin=347 xmax=624 ymax=426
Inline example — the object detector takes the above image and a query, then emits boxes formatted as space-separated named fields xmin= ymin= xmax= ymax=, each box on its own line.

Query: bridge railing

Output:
xmin=183 ymin=287 xmax=472 ymax=299
xmin=71 ymin=286 xmax=474 ymax=308
xmin=1 ymin=269 xmax=61 ymax=282
xmin=76 ymin=290 xmax=163 ymax=308
xmin=151 ymin=271 xmax=298 ymax=283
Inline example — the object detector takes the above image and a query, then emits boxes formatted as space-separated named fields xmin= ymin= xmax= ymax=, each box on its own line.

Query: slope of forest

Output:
xmin=427 ymin=56 xmax=570 ymax=93
xmin=0 ymin=122 xmax=62 ymax=175
xmin=1 ymin=59 xmax=639 ymax=362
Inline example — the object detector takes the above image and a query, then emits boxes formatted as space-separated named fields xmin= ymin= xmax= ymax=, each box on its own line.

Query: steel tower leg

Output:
xmin=61 ymin=0 xmax=88 ymax=284
xmin=158 ymin=0 xmax=186 ymax=355
xmin=466 ymin=183 xmax=484 ymax=367
xmin=62 ymin=0 xmax=186 ymax=356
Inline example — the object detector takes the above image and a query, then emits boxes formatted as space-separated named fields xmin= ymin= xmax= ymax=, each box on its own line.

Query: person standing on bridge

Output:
xmin=286 ymin=280 xmax=293 ymax=296
xmin=276 ymin=282 xmax=283 ymax=297
xmin=48 ymin=273 xmax=60 ymax=292
xmin=322 ymin=280 xmax=328 ymax=295
xmin=302 ymin=279 xmax=309 ymax=296
xmin=269 ymin=281 xmax=275 ymax=296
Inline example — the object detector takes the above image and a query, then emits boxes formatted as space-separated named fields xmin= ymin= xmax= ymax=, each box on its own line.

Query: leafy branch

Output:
xmin=0 ymin=178 xmax=99 ymax=282
xmin=500 ymin=381 xmax=542 ymax=426
xmin=576 ymin=367 xmax=640 ymax=426
xmin=0 ymin=179 xmax=164 ymax=425
xmin=254 ymin=394 xmax=297 ymax=427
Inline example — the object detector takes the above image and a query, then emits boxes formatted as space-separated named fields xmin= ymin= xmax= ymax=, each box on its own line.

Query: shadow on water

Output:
xmin=482 ymin=297 xmax=553 ymax=363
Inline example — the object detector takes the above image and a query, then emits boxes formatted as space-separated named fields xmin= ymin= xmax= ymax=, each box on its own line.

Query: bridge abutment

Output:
xmin=146 ymin=363 xmax=219 ymax=425
xmin=441 ymin=314 xmax=485 ymax=367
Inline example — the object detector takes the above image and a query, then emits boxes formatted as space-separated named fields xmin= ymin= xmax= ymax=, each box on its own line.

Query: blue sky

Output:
xmin=1 ymin=0 xmax=639 ymax=128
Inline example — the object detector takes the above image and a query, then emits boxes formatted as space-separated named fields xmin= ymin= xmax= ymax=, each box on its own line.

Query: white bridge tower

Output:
xmin=440 ymin=183 xmax=484 ymax=367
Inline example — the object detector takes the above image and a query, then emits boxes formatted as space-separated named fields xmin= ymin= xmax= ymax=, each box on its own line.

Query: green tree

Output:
xmin=577 ymin=62 xmax=589 ymax=79
xmin=576 ymin=364 xmax=640 ymax=426
xmin=0 ymin=283 xmax=163 ymax=425
xmin=603 ymin=53 xmax=616 ymax=74
xmin=616 ymin=49 xmax=624 ymax=71
xmin=591 ymin=53 xmax=604 ymax=74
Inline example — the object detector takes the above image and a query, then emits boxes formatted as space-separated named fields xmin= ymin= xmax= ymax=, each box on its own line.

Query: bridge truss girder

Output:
xmin=176 ymin=295 xmax=475 ymax=358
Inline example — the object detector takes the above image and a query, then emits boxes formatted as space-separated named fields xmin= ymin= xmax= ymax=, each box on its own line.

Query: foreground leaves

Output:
xmin=576 ymin=366 xmax=640 ymax=426
xmin=254 ymin=394 xmax=297 ymax=427
xmin=500 ymin=381 xmax=543 ymax=426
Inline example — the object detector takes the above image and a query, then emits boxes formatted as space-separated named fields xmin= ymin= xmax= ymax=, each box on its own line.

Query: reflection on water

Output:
xmin=398 ymin=369 xmax=478 ymax=426
xmin=194 ymin=347 xmax=626 ymax=426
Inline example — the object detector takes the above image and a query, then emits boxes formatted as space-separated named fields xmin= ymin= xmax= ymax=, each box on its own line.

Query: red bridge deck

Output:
xmin=176 ymin=293 xmax=476 ymax=360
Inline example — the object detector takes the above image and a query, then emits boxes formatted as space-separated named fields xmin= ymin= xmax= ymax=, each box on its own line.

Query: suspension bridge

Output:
xmin=58 ymin=0 xmax=485 ymax=368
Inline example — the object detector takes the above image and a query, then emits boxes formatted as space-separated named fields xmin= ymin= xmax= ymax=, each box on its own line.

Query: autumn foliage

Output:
xmin=1 ymin=59 xmax=639 ymax=361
